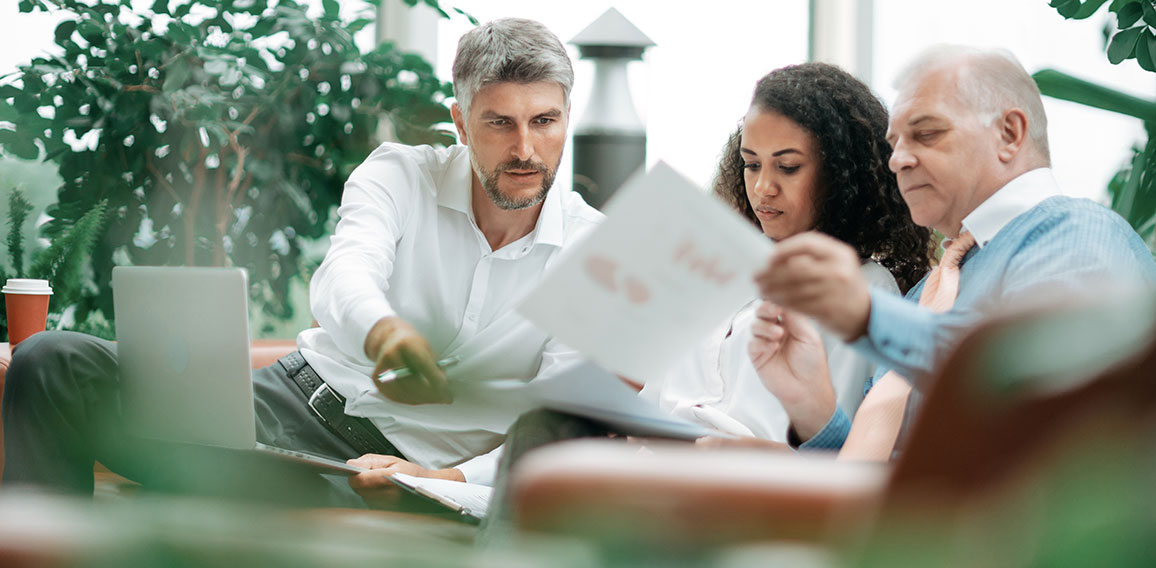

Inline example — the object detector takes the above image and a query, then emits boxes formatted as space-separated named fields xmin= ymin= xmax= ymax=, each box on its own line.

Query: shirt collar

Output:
xmin=436 ymin=145 xmax=567 ymax=249
xmin=529 ymin=180 xmax=566 ymax=248
xmin=961 ymin=167 xmax=1062 ymax=248
xmin=436 ymin=145 xmax=473 ymax=215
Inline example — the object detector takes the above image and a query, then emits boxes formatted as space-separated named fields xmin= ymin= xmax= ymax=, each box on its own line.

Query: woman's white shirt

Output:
xmin=639 ymin=260 xmax=899 ymax=442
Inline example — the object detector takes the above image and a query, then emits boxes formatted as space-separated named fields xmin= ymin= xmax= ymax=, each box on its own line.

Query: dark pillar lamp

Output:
xmin=569 ymin=8 xmax=654 ymax=210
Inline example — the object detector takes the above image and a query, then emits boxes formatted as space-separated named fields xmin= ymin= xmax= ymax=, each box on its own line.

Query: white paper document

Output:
xmin=528 ymin=359 xmax=727 ymax=440
xmin=450 ymin=359 xmax=730 ymax=440
xmin=518 ymin=161 xmax=774 ymax=384
xmin=390 ymin=472 xmax=493 ymax=521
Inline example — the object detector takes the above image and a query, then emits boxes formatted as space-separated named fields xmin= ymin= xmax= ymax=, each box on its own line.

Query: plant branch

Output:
xmin=185 ymin=146 xmax=209 ymax=265
xmin=146 ymin=155 xmax=182 ymax=204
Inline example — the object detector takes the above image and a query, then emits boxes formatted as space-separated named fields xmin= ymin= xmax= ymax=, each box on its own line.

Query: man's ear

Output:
xmin=996 ymin=108 xmax=1028 ymax=163
xmin=451 ymin=103 xmax=468 ymax=144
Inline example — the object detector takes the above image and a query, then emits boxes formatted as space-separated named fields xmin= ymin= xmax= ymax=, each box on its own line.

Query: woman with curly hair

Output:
xmin=639 ymin=63 xmax=932 ymax=446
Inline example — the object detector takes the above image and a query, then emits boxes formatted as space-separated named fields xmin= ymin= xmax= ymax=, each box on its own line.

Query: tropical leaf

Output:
xmin=1108 ymin=26 xmax=1144 ymax=63
xmin=1116 ymin=2 xmax=1144 ymax=28
xmin=1032 ymin=68 xmax=1156 ymax=120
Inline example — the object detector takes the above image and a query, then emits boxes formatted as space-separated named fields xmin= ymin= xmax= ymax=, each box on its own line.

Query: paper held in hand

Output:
xmin=389 ymin=472 xmax=492 ymax=522
xmin=518 ymin=161 xmax=774 ymax=385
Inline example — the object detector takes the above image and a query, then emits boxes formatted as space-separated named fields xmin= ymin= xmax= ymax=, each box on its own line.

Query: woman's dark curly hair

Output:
xmin=714 ymin=62 xmax=933 ymax=293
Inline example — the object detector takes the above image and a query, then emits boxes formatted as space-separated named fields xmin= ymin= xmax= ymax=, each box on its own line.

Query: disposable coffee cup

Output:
xmin=3 ymin=278 xmax=52 ymax=346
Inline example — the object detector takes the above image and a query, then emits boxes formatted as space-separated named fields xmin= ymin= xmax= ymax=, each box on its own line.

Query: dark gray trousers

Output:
xmin=481 ymin=408 xmax=613 ymax=539
xmin=1 ymin=331 xmax=368 ymax=507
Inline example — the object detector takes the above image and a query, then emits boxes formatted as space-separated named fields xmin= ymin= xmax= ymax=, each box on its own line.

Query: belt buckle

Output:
xmin=307 ymin=383 xmax=337 ymax=424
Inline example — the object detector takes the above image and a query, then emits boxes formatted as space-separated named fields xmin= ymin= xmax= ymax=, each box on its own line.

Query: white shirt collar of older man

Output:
xmin=435 ymin=149 xmax=567 ymax=252
xmin=961 ymin=167 xmax=1062 ymax=248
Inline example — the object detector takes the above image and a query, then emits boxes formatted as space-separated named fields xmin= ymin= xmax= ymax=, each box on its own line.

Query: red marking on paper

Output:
xmin=673 ymin=240 xmax=735 ymax=286
xmin=585 ymin=254 xmax=652 ymax=305
xmin=624 ymin=276 xmax=651 ymax=305
xmin=585 ymin=255 xmax=619 ymax=292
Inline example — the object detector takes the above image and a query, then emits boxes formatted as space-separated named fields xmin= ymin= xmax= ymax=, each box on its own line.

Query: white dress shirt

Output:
xmin=639 ymin=261 xmax=898 ymax=442
xmin=961 ymin=167 xmax=1063 ymax=248
xmin=296 ymin=142 xmax=603 ymax=484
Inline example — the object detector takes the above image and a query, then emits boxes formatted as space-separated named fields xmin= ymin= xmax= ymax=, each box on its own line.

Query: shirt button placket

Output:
xmin=462 ymin=255 xmax=492 ymax=332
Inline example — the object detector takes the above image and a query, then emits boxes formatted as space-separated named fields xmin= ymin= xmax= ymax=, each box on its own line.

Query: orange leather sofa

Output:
xmin=509 ymin=293 xmax=1156 ymax=558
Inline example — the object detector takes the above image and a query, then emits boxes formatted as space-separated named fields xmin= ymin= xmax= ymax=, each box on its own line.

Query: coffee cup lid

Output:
xmin=2 ymin=278 xmax=53 ymax=295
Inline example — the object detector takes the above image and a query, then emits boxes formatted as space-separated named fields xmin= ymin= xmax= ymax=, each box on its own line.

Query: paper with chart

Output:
xmin=518 ymin=161 xmax=774 ymax=384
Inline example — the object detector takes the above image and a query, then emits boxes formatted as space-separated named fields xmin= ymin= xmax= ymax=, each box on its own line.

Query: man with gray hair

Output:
xmin=2 ymin=18 xmax=601 ymax=506
xmin=749 ymin=45 xmax=1156 ymax=454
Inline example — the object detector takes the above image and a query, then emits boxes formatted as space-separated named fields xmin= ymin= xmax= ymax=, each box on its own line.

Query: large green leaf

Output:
xmin=1053 ymin=0 xmax=1083 ymax=18
xmin=0 ymin=102 xmax=18 ymax=123
xmin=162 ymin=58 xmax=190 ymax=94
xmin=1143 ymin=0 xmax=1156 ymax=26
xmin=1108 ymin=26 xmax=1145 ymax=63
xmin=1112 ymin=145 xmax=1145 ymax=221
xmin=1116 ymin=2 xmax=1144 ymax=27
xmin=1137 ymin=31 xmax=1156 ymax=70
xmin=0 ymin=128 xmax=40 ymax=160
xmin=54 ymin=20 xmax=77 ymax=45
xmin=1071 ymin=0 xmax=1112 ymax=18
xmin=77 ymin=21 xmax=105 ymax=45
xmin=1034 ymin=68 xmax=1156 ymax=120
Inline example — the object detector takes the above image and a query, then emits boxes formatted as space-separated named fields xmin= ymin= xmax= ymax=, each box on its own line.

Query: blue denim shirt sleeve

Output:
xmin=851 ymin=289 xmax=980 ymax=387
xmin=794 ymin=407 xmax=852 ymax=451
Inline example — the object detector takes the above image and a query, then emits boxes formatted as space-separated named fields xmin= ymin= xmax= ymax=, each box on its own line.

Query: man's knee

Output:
xmin=508 ymin=409 xmax=605 ymax=448
xmin=510 ymin=408 xmax=572 ymax=435
xmin=5 ymin=331 xmax=115 ymax=402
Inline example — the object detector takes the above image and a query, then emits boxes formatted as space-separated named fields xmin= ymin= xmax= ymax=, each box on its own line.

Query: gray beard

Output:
xmin=472 ymin=151 xmax=559 ymax=211
xmin=480 ymin=171 xmax=553 ymax=210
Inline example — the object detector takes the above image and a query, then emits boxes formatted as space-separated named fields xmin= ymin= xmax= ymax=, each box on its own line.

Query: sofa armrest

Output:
xmin=510 ymin=439 xmax=887 ymax=550
xmin=0 ymin=342 xmax=11 ymax=414
xmin=249 ymin=339 xmax=299 ymax=369
xmin=0 ymin=343 xmax=9 ymax=481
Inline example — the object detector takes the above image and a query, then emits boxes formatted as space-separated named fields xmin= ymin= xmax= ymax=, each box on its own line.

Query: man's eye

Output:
xmin=915 ymin=130 xmax=942 ymax=142
xmin=533 ymin=117 xmax=554 ymax=125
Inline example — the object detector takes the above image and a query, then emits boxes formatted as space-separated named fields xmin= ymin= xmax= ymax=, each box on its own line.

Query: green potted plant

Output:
xmin=0 ymin=0 xmax=462 ymax=332
xmin=0 ymin=186 xmax=108 ymax=339
xmin=1037 ymin=0 xmax=1156 ymax=252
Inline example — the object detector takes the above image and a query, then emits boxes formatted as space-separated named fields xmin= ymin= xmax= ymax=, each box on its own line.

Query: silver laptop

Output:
xmin=113 ymin=266 xmax=365 ymax=476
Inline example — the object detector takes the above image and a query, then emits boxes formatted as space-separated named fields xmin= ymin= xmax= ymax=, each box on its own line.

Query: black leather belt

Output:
xmin=279 ymin=351 xmax=403 ymax=459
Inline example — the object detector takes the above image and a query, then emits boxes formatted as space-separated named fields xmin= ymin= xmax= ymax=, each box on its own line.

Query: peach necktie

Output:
xmin=838 ymin=232 xmax=977 ymax=461
xmin=918 ymin=231 xmax=978 ymax=314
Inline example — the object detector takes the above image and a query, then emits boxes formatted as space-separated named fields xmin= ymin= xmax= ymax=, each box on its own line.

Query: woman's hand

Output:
xmin=748 ymin=301 xmax=837 ymax=442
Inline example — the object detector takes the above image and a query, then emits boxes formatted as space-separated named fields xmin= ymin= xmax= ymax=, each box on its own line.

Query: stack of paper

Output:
xmin=390 ymin=472 xmax=493 ymax=522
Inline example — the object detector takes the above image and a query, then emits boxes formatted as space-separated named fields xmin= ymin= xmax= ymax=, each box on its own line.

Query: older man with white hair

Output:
xmin=751 ymin=45 xmax=1156 ymax=454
